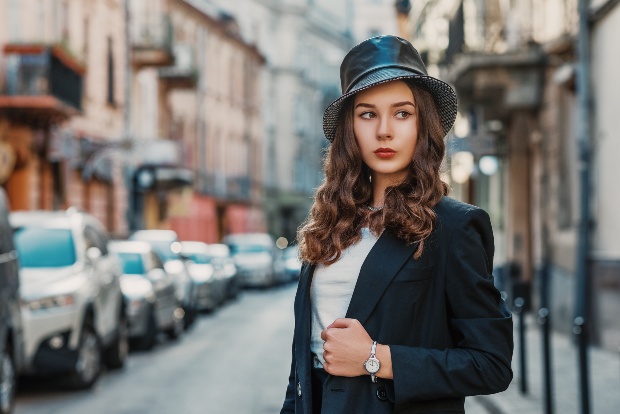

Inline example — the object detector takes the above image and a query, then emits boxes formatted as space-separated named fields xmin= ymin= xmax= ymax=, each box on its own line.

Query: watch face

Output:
xmin=365 ymin=358 xmax=380 ymax=373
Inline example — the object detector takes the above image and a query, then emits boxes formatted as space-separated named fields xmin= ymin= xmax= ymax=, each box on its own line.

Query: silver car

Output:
xmin=276 ymin=245 xmax=301 ymax=283
xmin=10 ymin=209 xmax=128 ymax=389
xmin=108 ymin=241 xmax=184 ymax=350
xmin=128 ymin=230 xmax=198 ymax=328
xmin=180 ymin=242 xmax=223 ymax=312
xmin=206 ymin=243 xmax=240 ymax=299
xmin=222 ymin=233 xmax=277 ymax=288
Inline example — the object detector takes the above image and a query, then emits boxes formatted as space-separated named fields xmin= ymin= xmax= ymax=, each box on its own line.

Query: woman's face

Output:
xmin=353 ymin=80 xmax=418 ymax=184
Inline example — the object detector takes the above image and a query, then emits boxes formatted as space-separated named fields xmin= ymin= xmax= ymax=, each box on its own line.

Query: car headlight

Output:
xmin=24 ymin=294 xmax=75 ymax=311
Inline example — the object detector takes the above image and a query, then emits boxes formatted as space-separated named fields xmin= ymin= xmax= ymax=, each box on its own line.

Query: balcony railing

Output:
xmin=197 ymin=171 xmax=253 ymax=202
xmin=0 ymin=44 xmax=84 ymax=122
xmin=131 ymin=16 xmax=174 ymax=68
xmin=159 ymin=44 xmax=198 ymax=89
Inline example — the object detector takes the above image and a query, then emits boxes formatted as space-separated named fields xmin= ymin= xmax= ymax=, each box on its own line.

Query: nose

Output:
xmin=377 ymin=116 xmax=392 ymax=140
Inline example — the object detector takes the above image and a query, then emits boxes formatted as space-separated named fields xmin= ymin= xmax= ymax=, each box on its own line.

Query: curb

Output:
xmin=473 ymin=394 xmax=510 ymax=414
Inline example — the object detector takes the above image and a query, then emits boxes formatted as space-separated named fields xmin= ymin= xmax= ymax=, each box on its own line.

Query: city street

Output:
xmin=12 ymin=280 xmax=495 ymax=414
xmin=15 ymin=284 xmax=297 ymax=414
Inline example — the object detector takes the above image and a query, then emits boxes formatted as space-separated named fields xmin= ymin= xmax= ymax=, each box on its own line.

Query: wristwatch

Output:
xmin=363 ymin=340 xmax=380 ymax=383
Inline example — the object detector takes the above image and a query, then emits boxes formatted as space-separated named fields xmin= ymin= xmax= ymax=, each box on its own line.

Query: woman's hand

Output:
xmin=320 ymin=318 xmax=393 ymax=379
xmin=321 ymin=318 xmax=370 ymax=377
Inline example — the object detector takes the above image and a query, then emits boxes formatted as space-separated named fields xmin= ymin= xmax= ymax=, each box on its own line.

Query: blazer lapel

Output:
xmin=295 ymin=263 xmax=315 ymax=344
xmin=345 ymin=229 xmax=419 ymax=325
xmin=294 ymin=262 xmax=315 ymax=399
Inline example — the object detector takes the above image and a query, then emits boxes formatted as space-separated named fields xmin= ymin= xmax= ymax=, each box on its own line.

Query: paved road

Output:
xmin=16 ymin=284 xmax=297 ymax=414
xmin=14 ymin=282 xmax=492 ymax=414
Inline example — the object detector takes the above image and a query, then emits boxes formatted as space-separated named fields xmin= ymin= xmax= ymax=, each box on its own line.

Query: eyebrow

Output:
xmin=354 ymin=101 xmax=416 ymax=109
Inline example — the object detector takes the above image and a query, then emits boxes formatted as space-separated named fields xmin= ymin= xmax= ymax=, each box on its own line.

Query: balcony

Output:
xmin=445 ymin=47 xmax=546 ymax=121
xmin=159 ymin=44 xmax=198 ymax=89
xmin=198 ymin=172 xmax=252 ymax=202
xmin=0 ymin=44 xmax=84 ymax=124
xmin=131 ymin=16 xmax=174 ymax=68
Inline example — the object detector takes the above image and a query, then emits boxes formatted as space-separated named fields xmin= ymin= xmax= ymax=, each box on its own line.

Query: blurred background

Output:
xmin=0 ymin=0 xmax=619 ymax=413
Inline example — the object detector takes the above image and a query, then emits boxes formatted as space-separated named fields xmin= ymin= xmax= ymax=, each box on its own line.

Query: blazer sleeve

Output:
xmin=389 ymin=207 xmax=514 ymax=403
xmin=280 ymin=339 xmax=296 ymax=414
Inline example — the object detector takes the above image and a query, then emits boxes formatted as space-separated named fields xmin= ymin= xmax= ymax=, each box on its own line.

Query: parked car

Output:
xmin=10 ymin=209 xmax=127 ymax=389
xmin=180 ymin=242 xmax=223 ymax=312
xmin=222 ymin=233 xmax=277 ymax=288
xmin=128 ymin=230 xmax=198 ymax=328
xmin=276 ymin=245 xmax=301 ymax=283
xmin=0 ymin=189 xmax=23 ymax=414
xmin=205 ymin=243 xmax=240 ymax=299
xmin=108 ymin=241 xmax=184 ymax=350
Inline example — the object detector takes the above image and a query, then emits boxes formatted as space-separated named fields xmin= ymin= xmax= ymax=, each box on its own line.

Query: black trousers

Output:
xmin=311 ymin=367 xmax=329 ymax=414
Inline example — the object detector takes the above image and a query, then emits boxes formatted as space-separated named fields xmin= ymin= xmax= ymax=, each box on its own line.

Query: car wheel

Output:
xmin=183 ymin=305 xmax=196 ymax=330
xmin=105 ymin=314 xmax=128 ymax=369
xmin=66 ymin=323 xmax=101 ymax=389
xmin=166 ymin=306 xmax=184 ymax=340
xmin=0 ymin=347 xmax=16 ymax=414
xmin=137 ymin=308 xmax=158 ymax=351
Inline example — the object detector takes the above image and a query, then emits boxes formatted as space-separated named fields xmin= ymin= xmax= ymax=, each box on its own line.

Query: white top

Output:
xmin=310 ymin=227 xmax=379 ymax=367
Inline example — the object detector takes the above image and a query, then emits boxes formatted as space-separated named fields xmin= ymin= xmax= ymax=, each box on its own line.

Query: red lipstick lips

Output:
xmin=374 ymin=148 xmax=396 ymax=159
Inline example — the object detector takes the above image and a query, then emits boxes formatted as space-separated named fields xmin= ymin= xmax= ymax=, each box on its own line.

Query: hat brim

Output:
xmin=322 ymin=68 xmax=457 ymax=142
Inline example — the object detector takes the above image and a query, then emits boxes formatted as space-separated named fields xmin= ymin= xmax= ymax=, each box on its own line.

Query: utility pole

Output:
xmin=575 ymin=0 xmax=593 ymax=413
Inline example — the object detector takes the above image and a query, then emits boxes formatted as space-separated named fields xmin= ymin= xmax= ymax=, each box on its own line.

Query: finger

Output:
xmin=322 ymin=361 xmax=331 ymax=374
xmin=320 ymin=329 xmax=327 ymax=341
xmin=327 ymin=318 xmax=353 ymax=329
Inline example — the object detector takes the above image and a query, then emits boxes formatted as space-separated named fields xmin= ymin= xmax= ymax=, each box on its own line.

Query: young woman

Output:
xmin=281 ymin=35 xmax=513 ymax=414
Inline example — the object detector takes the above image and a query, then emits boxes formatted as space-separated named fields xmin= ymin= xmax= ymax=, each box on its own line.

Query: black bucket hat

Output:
xmin=322 ymin=35 xmax=457 ymax=142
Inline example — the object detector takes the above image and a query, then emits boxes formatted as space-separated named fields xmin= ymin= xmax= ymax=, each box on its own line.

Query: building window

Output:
xmin=107 ymin=37 xmax=115 ymax=105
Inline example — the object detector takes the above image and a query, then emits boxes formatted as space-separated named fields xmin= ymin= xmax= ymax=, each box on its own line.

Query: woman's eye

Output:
xmin=359 ymin=112 xmax=376 ymax=119
xmin=395 ymin=111 xmax=411 ymax=119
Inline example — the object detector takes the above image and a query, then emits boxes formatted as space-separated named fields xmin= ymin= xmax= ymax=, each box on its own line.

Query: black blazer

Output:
xmin=281 ymin=197 xmax=513 ymax=414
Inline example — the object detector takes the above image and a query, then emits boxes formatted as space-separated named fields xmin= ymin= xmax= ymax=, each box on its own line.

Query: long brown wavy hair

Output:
xmin=298 ymin=80 xmax=449 ymax=265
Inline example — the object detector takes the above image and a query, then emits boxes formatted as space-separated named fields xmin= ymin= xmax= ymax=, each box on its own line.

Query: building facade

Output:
xmin=0 ymin=0 xmax=128 ymax=235
xmin=408 ymin=0 xmax=620 ymax=350
xmin=161 ymin=0 xmax=266 ymax=243
xmin=201 ymin=0 xmax=352 ymax=244
xmin=350 ymin=0 xmax=403 ymax=42
xmin=0 ymin=0 xmax=268 ymax=243
xmin=589 ymin=0 xmax=620 ymax=349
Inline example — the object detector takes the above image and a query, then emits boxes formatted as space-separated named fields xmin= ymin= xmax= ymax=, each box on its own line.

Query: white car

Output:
xmin=10 ymin=209 xmax=127 ymax=389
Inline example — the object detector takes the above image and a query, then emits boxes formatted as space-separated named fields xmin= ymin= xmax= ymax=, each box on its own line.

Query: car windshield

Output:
xmin=283 ymin=247 xmax=299 ymax=259
xmin=229 ymin=244 xmax=270 ymax=254
xmin=185 ymin=253 xmax=211 ymax=264
xmin=13 ymin=227 xmax=76 ymax=268
xmin=140 ymin=240 xmax=178 ymax=262
xmin=116 ymin=252 xmax=145 ymax=274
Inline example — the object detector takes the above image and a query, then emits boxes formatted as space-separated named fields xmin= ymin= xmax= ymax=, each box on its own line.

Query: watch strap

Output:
xmin=367 ymin=340 xmax=379 ymax=383
xmin=370 ymin=340 xmax=377 ymax=358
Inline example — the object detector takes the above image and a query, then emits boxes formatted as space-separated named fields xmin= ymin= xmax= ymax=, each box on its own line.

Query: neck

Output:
xmin=371 ymin=172 xmax=406 ymax=206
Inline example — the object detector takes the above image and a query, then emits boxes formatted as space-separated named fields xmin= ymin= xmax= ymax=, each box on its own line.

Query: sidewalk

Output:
xmin=471 ymin=314 xmax=620 ymax=414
